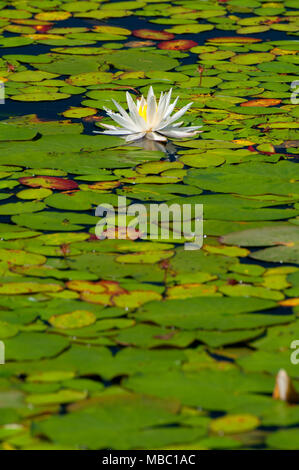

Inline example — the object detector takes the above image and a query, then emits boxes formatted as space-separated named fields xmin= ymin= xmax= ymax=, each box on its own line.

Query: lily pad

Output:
xmin=133 ymin=29 xmax=174 ymax=40
xmin=5 ymin=333 xmax=69 ymax=360
xmin=210 ymin=414 xmax=260 ymax=435
xmin=19 ymin=176 xmax=79 ymax=190
xmin=106 ymin=50 xmax=179 ymax=71
xmin=49 ymin=310 xmax=96 ymax=329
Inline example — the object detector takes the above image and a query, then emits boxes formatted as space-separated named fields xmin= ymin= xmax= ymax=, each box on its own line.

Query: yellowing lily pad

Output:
xmin=80 ymin=292 xmax=112 ymax=306
xmin=67 ymin=71 xmax=113 ymax=86
xmin=241 ymin=98 xmax=281 ymax=107
xmin=210 ymin=414 xmax=260 ymax=435
xmin=203 ymin=245 xmax=250 ymax=258
xmin=62 ymin=107 xmax=97 ymax=118
xmin=17 ymin=188 xmax=53 ymax=199
xmin=93 ymin=25 xmax=131 ymax=35
xmin=35 ymin=12 xmax=71 ymax=21
xmin=49 ymin=310 xmax=96 ymax=329
xmin=166 ymin=284 xmax=218 ymax=299
xmin=208 ymin=36 xmax=261 ymax=43
xmin=0 ymin=282 xmax=62 ymax=295
xmin=0 ymin=249 xmax=46 ymax=265
xmin=113 ymin=290 xmax=162 ymax=309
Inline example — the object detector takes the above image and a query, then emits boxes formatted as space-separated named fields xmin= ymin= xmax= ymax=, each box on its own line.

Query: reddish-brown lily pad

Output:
xmin=133 ymin=29 xmax=174 ymax=40
xmin=33 ymin=24 xmax=53 ymax=33
xmin=241 ymin=99 xmax=281 ymax=107
xmin=19 ymin=176 xmax=78 ymax=190
xmin=158 ymin=40 xmax=198 ymax=51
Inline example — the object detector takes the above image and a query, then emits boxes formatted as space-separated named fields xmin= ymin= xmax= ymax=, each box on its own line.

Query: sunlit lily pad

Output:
xmin=158 ymin=40 xmax=198 ymax=50
xmin=35 ymin=12 xmax=71 ymax=21
xmin=0 ymin=282 xmax=62 ymax=295
xmin=210 ymin=414 xmax=260 ymax=435
xmin=133 ymin=29 xmax=174 ymax=40
xmin=11 ymin=92 xmax=71 ymax=102
xmin=49 ymin=310 xmax=96 ymax=329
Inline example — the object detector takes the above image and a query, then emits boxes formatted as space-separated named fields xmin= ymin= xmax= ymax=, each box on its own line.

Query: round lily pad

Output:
xmin=210 ymin=414 xmax=260 ymax=435
xmin=133 ymin=29 xmax=174 ymax=40
xmin=158 ymin=40 xmax=198 ymax=51
xmin=49 ymin=310 xmax=97 ymax=329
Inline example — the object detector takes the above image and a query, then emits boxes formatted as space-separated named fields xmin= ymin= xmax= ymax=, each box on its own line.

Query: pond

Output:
xmin=0 ymin=0 xmax=298 ymax=451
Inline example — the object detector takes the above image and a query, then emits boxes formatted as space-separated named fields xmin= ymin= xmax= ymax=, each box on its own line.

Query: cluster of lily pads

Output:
xmin=0 ymin=0 xmax=298 ymax=451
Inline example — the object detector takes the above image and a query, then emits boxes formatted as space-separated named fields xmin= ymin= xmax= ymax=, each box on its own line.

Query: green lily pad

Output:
xmin=231 ymin=53 xmax=275 ymax=65
xmin=5 ymin=333 xmax=69 ymax=360
xmin=185 ymin=161 xmax=299 ymax=196
xmin=8 ymin=71 xmax=59 ymax=82
xmin=0 ymin=321 xmax=19 ymax=339
xmin=196 ymin=329 xmax=265 ymax=348
xmin=0 ymin=124 xmax=37 ymax=141
xmin=106 ymin=50 xmax=179 ymax=71
xmin=135 ymin=297 xmax=276 ymax=330
xmin=37 ymin=393 xmax=181 ymax=449
xmin=10 ymin=92 xmax=71 ymax=101
xmin=267 ymin=429 xmax=299 ymax=450
xmin=27 ymin=371 xmax=75 ymax=383
xmin=26 ymin=389 xmax=87 ymax=406
xmin=221 ymin=225 xmax=299 ymax=246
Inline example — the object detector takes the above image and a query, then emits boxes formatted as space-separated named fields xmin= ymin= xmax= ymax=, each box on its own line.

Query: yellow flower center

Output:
xmin=138 ymin=103 xmax=147 ymax=121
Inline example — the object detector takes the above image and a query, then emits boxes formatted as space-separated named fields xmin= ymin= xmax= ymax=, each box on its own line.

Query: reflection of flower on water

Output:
xmin=94 ymin=86 xmax=202 ymax=143
xmin=0 ymin=80 xmax=5 ymax=104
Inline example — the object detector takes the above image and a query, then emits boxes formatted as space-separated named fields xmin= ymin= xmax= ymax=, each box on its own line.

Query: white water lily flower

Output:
xmin=94 ymin=86 xmax=202 ymax=142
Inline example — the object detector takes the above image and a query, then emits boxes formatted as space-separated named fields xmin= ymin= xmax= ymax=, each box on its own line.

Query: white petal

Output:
xmin=171 ymin=121 xmax=184 ymax=128
xmin=104 ymin=109 xmax=137 ymax=131
xmin=160 ymin=88 xmax=173 ymax=116
xmin=126 ymin=92 xmax=147 ymax=130
xmin=94 ymin=129 xmax=134 ymax=136
xmin=159 ymin=128 xmax=202 ymax=139
xmin=111 ymin=99 xmax=138 ymax=129
xmin=146 ymin=86 xmax=157 ymax=127
xmin=140 ymin=96 xmax=146 ymax=108
xmin=100 ymin=123 xmax=121 ymax=130
xmin=160 ymin=101 xmax=193 ymax=129
xmin=125 ymin=132 xmax=146 ymax=142
xmin=159 ymin=96 xmax=179 ymax=124
xmin=146 ymin=131 xmax=167 ymax=142
xmin=164 ymin=125 xmax=202 ymax=133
